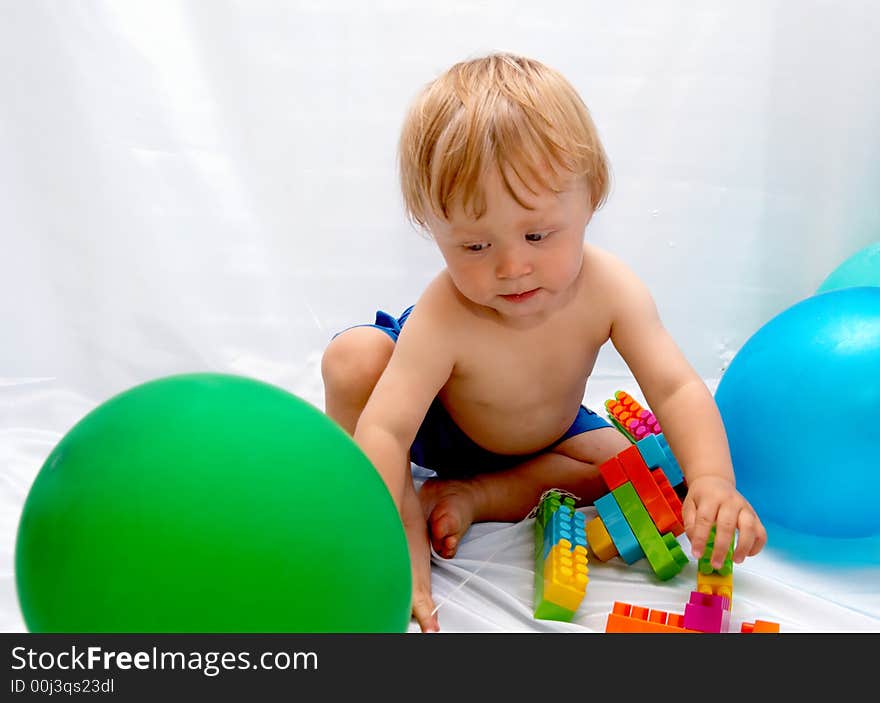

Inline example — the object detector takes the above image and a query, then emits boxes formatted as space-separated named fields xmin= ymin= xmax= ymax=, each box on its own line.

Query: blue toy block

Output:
xmin=595 ymin=492 xmax=644 ymax=564
xmin=543 ymin=505 xmax=587 ymax=558
xmin=636 ymin=433 xmax=684 ymax=487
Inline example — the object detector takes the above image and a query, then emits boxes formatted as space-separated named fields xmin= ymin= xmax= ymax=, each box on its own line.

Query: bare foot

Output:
xmin=417 ymin=478 xmax=480 ymax=559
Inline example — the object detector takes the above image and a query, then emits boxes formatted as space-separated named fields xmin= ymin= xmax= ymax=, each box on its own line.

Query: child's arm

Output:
xmin=352 ymin=293 xmax=455 ymax=632
xmin=604 ymin=258 xmax=767 ymax=568
xmin=353 ymin=299 xmax=454 ymax=509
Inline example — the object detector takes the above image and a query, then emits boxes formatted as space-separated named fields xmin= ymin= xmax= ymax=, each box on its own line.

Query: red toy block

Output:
xmin=616 ymin=445 xmax=684 ymax=535
xmin=598 ymin=455 xmax=628 ymax=491
xmin=651 ymin=468 xmax=684 ymax=526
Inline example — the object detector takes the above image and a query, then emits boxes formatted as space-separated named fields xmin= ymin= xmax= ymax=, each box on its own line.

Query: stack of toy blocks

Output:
xmin=585 ymin=435 xmax=689 ymax=580
xmin=604 ymin=523 xmax=781 ymax=633
xmin=691 ymin=525 xmax=778 ymax=632
xmin=683 ymin=525 xmax=735 ymax=632
xmin=696 ymin=525 xmax=733 ymax=600
xmin=605 ymin=390 xmax=662 ymax=442
xmin=533 ymin=491 xmax=589 ymax=621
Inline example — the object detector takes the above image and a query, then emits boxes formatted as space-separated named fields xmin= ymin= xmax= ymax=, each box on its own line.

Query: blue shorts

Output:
xmin=338 ymin=306 xmax=611 ymax=479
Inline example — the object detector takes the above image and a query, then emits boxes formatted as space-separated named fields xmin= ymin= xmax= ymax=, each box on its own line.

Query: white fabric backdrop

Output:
xmin=2 ymin=0 xmax=879 ymax=632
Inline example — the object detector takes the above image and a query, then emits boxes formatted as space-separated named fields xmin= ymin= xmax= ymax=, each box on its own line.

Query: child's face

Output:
xmin=429 ymin=166 xmax=592 ymax=320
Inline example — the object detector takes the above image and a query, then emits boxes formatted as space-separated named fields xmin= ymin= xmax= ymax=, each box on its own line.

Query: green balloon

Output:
xmin=15 ymin=373 xmax=411 ymax=632
xmin=817 ymin=241 xmax=880 ymax=293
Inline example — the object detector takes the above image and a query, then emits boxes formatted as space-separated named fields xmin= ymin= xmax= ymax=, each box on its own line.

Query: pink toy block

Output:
xmin=682 ymin=591 xmax=731 ymax=633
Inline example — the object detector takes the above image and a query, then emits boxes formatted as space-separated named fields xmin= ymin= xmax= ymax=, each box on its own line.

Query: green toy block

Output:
xmin=612 ymin=482 xmax=688 ymax=581
xmin=533 ymin=568 xmax=577 ymax=621
xmin=698 ymin=525 xmax=734 ymax=576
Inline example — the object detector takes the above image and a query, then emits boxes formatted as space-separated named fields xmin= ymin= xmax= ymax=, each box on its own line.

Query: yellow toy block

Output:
xmin=696 ymin=570 xmax=733 ymax=600
xmin=541 ymin=541 xmax=589 ymax=612
xmin=585 ymin=517 xmax=618 ymax=561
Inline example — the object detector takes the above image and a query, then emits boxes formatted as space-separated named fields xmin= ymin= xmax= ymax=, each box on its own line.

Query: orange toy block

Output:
xmin=616 ymin=445 xmax=684 ymax=535
xmin=605 ymin=390 xmax=661 ymax=441
xmin=741 ymin=619 xmax=780 ymax=633
xmin=605 ymin=601 xmax=698 ymax=633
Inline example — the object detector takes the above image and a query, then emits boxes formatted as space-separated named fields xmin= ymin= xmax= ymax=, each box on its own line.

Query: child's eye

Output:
xmin=464 ymin=242 xmax=490 ymax=252
xmin=525 ymin=232 xmax=549 ymax=242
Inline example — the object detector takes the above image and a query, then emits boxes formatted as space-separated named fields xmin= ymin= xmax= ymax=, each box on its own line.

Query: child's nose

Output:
xmin=496 ymin=246 xmax=534 ymax=279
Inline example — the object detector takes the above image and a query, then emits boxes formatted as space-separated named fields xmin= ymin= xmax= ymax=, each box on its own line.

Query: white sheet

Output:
xmin=419 ymin=504 xmax=880 ymax=633
xmin=3 ymin=371 xmax=878 ymax=634
xmin=411 ymin=376 xmax=880 ymax=634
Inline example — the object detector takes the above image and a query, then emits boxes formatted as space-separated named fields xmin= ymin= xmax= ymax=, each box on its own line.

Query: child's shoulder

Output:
xmin=582 ymin=243 xmax=650 ymax=295
xmin=579 ymin=244 xmax=657 ymax=327
xmin=408 ymin=269 xmax=472 ymax=323
xmin=418 ymin=269 xmax=483 ymax=313
xmin=583 ymin=242 xmax=632 ymax=278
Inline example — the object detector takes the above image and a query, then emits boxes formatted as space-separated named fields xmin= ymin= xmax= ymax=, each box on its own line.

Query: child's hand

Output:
xmin=407 ymin=534 xmax=438 ymax=632
xmin=402 ymin=480 xmax=439 ymax=633
xmin=411 ymin=580 xmax=438 ymax=633
xmin=681 ymin=475 xmax=767 ymax=569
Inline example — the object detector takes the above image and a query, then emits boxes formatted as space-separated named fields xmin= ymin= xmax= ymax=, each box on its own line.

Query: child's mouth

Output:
xmin=500 ymin=288 xmax=539 ymax=303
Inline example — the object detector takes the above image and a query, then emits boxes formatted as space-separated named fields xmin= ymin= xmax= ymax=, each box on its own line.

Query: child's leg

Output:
xmin=321 ymin=326 xmax=395 ymax=434
xmin=419 ymin=426 xmax=631 ymax=558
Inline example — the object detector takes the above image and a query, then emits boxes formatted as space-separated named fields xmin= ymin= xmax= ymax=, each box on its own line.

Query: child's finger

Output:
xmin=681 ymin=498 xmax=703 ymax=554
xmin=711 ymin=504 xmax=739 ymax=569
xmin=749 ymin=520 xmax=768 ymax=556
xmin=412 ymin=592 xmax=439 ymax=633
xmin=732 ymin=511 xmax=765 ymax=562
xmin=687 ymin=507 xmax=718 ymax=561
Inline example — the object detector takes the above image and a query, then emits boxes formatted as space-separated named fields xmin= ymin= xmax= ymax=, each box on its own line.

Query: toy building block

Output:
xmin=597 ymin=454 xmax=629 ymax=491
xmin=534 ymin=493 xmax=589 ymax=621
xmin=596 ymin=441 xmax=684 ymax=535
xmin=592 ymin=492 xmax=644 ymax=564
xmin=614 ymin=445 xmax=684 ymax=535
xmin=605 ymin=601 xmax=697 ymax=633
xmin=539 ymin=501 xmax=587 ymax=559
xmin=741 ymin=619 xmax=780 ymax=633
xmin=636 ymin=433 xmax=684 ymax=487
xmin=606 ymin=601 xmax=780 ymax=634
xmin=652 ymin=468 xmax=684 ymax=523
xmin=605 ymin=390 xmax=662 ymax=442
xmin=696 ymin=525 xmax=734 ymax=600
xmin=588 ymin=438 xmax=687 ymax=578
xmin=698 ymin=525 xmax=734 ymax=576
xmin=534 ymin=541 xmax=589 ymax=619
xmin=584 ymin=513 xmax=617 ymax=561
xmin=696 ymin=571 xmax=733 ymax=601
xmin=682 ymin=591 xmax=731 ymax=633
xmin=612 ymin=482 xmax=689 ymax=580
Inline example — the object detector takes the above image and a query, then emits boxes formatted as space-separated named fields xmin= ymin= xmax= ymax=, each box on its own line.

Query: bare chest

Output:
xmin=440 ymin=310 xmax=606 ymax=442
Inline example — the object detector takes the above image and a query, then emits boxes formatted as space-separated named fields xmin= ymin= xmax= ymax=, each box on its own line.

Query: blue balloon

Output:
xmin=816 ymin=241 xmax=880 ymax=293
xmin=715 ymin=287 xmax=880 ymax=540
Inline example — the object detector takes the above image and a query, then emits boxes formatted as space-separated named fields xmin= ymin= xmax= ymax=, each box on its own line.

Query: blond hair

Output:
xmin=399 ymin=53 xmax=610 ymax=228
